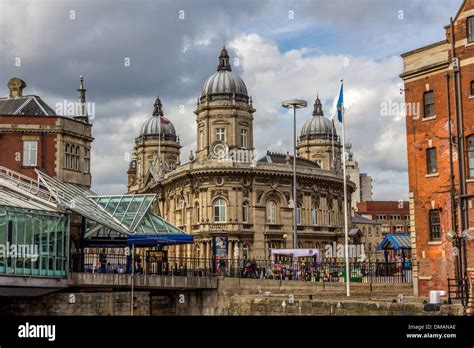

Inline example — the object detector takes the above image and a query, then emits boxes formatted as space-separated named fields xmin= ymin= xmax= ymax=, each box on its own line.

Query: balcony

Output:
xmin=266 ymin=224 xmax=283 ymax=231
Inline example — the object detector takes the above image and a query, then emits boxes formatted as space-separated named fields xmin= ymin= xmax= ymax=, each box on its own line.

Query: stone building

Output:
xmin=352 ymin=214 xmax=382 ymax=261
xmin=400 ymin=0 xmax=474 ymax=297
xmin=345 ymin=144 xmax=373 ymax=211
xmin=0 ymin=77 xmax=93 ymax=187
xmin=127 ymin=48 xmax=354 ymax=259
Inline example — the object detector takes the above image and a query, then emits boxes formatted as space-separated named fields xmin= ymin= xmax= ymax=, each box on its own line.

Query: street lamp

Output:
xmin=282 ymin=233 xmax=288 ymax=248
xmin=282 ymin=99 xmax=307 ymax=249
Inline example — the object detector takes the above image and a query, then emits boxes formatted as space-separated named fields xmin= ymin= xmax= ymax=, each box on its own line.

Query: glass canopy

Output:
xmin=36 ymin=171 xmax=191 ymax=246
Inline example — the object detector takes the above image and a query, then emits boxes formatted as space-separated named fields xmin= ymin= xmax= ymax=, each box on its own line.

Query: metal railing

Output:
xmin=447 ymin=277 xmax=470 ymax=307
xmin=70 ymin=252 xmax=413 ymax=284
xmin=0 ymin=165 xmax=57 ymax=202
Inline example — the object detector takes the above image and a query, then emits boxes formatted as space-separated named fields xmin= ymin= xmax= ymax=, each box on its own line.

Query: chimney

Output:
xmin=7 ymin=77 xmax=26 ymax=98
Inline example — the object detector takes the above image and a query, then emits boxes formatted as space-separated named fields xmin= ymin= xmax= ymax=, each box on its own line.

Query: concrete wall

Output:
xmin=0 ymin=277 xmax=465 ymax=316
xmin=228 ymin=296 xmax=464 ymax=316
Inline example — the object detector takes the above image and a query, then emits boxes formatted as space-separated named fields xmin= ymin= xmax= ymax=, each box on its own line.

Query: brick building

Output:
xmin=0 ymin=77 xmax=93 ymax=187
xmin=356 ymin=201 xmax=410 ymax=235
xmin=400 ymin=0 xmax=474 ymax=297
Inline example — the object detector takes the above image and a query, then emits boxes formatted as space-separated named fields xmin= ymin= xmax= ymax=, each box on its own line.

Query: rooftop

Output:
xmin=0 ymin=95 xmax=56 ymax=116
xmin=257 ymin=151 xmax=321 ymax=169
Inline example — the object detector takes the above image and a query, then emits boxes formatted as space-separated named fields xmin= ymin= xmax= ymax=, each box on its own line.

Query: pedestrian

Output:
xmin=219 ymin=258 xmax=226 ymax=276
xmin=99 ymin=249 xmax=107 ymax=273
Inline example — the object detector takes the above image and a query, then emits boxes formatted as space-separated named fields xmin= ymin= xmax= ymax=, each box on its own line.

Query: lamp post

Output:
xmin=282 ymin=99 xmax=307 ymax=249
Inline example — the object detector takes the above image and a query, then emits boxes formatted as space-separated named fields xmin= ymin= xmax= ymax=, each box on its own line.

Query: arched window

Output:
xmin=65 ymin=144 xmax=70 ymax=169
xmin=296 ymin=203 xmax=302 ymax=225
xmin=468 ymin=135 xmax=474 ymax=178
xmin=74 ymin=145 xmax=80 ymax=170
xmin=311 ymin=205 xmax=318 ymax=225
xmin=327 ymin=197 xmax=333 ymax=226
xmin=194 ymin=203 xmax=200 ymax=224
xmin=266 ymin=200 xmax=277 ymax=224
xmin=213 ymin=198 xmax=226 ymax=223
xmin=242 ymin=202 xmax=249 ymax=223
xmin=268 ymin=242 xmax=277 ymax=258
xmin=194 ymin=244 xmax=201 ymax=259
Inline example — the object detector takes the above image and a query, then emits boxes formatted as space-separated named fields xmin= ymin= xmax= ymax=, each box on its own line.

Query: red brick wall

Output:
xmin=0 ymin=115 xmax=58 ymax=180
xmin=403 ymin=0 xmax=474 ymax=296
xmin=356 ymin=201 xmax=409 ymax=218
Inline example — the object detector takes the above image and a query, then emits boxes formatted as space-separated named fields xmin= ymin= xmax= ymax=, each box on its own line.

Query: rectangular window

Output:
xmin=23 ymin=141 xmax=38 ymax=167
xmin=471 ymin=81 xmax=474 ymax=96
xmin=240 ymin=129 xmax=248 ymax=149
xmin=84 ymin=148 xmax=90 ymax=174
xmin=423 ymin=91 xmax=435 ymax=118
xmin=376 ymin=214 xmax=386 ymax=220
xmin=214 ymin=204 xmax=226 ymax=222
xmin=195 ymin=205 xmax=200 ymax=224
xmin=391 ymin=215 xmax=401 ymax=220
xmin=311 ymin=208 xmax=318 ymax=225
xmin=429 ymin=209 xmax=441 ymax=240
xmin=216 ymin=128 xmax=226 ymax=142
xmin=242 ymin=204 xmax=249 ymax=223
xmin=296 ymin=207 xmax=302 ymax=225
xmin=468 ymin=136 xmax=474 ymax=178
xmin=468 ymin=16 xmax=474 ymax=43
xmin=427 ymin=147 xmax=437 ymax=174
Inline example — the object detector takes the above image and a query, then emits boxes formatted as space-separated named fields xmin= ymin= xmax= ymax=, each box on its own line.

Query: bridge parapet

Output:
xmin=69 ymin=273 xmax=218 ymax=290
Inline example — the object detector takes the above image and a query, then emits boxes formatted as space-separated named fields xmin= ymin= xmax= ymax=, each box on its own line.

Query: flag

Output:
xmin=337 ymin=82 xmax=344 ymax=123
xmin=160 ymin=117 xmax=170 ymax=125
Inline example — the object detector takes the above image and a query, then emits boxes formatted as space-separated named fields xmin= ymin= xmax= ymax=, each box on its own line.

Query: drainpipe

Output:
xmin=445 ymin=72 xmax=461 ymax=280
xmin=451 ymin=17 xmax=469 ymax=278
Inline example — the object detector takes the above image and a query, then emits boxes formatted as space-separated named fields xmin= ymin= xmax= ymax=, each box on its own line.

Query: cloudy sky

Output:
xmin=0 ymin=0 xmax=462 ymax=199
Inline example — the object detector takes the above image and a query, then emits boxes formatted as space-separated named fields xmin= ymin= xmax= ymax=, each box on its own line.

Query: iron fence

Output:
xmin=447 ymin=278 xmax=470 ymax=307
xmin=70 ymin=252 xmax=413 ymax=283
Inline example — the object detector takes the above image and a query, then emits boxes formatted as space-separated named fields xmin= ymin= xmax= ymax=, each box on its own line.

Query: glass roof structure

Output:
xmin=37 ymin=171 xmax=130 ymax=235
xmin=0 ymin=186 xmax=59 ymax=213
xmin=89 ymin=195 xmax=184 ymax=235
xmin=35 ymin=171 xmax=192 ymax=246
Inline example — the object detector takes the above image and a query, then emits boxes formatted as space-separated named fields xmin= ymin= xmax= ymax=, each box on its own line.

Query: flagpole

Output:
xmin=331 ymin=119 xmax=335 ymax=169
xmin=340 ymin=80 xmax=351 ymax=297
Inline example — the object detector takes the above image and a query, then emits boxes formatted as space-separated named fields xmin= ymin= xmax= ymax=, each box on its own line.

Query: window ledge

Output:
xmin=469 ymin=95 xmax=474 ymax=99
xmin=428 ymin=240 xmax=442 ymax=245
xmin=466 ymin=41 xmax=474 ymax=48
xmin=425 ymin=173 xmax=439 ymax=178
xmin=422 ymin=115 xmax=436 ymax=121
xmin=466 ymin=179 xmax=474 ymax=183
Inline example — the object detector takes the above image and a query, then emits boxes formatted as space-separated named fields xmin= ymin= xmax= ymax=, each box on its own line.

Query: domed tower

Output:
xmin=297 ymin=96 xmax=341 ymax=171
xmin=131 ymin=97 xmax=181 ymax=188
xmin=194 ymin=47 xmax=256 ymax=162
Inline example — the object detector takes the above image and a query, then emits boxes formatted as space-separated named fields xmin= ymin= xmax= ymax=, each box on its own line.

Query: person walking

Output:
xmin=99 ymin=249 xmax=107 ymax=273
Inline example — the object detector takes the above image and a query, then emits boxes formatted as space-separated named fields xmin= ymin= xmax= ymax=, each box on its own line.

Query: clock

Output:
xmin=211 ymin=142 xmax=228 ymax=160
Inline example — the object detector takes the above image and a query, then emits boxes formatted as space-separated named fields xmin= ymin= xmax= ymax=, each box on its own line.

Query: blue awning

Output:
xmin=127 ymin=234 xmax=193 ymax=247
xmin=377 ymin=234 xmax=411 ymax=251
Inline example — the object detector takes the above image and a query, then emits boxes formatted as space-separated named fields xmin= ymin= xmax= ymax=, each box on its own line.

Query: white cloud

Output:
xmin=230 ymin=33 xmax=407 ymax=199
